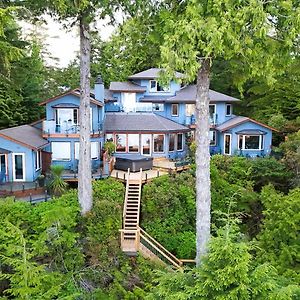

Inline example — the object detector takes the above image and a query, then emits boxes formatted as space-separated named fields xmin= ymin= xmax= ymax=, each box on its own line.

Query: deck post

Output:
xmin=157 ymin=170 xmax=159 ymax=177
xmin=35 ymin=182 xmax=38 ymax=190
xmin=29 ymin=193 xmax=32 ymax=203
xmin=22 ymin=183 xmax=25 ymax=192
xmin=123 ymin=173 xmax=126 ymax=181
xmin=45 ymin=190 xmax=48 ymax=201
xmin=116 ymin=171 xmax=118 ymax=179
xmin=145 ymin=173 xmax=148 ymax=182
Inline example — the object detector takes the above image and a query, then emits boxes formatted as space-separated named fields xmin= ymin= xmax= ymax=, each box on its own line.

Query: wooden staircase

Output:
xmin=120 ymin=168 xmax=195 ymax=269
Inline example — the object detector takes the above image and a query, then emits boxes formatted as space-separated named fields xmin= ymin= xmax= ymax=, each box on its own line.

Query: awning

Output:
xmin=235 ymin=130 xmax=267 ymax=135
xmin=0 ymin=148 xmax=11 ymax=154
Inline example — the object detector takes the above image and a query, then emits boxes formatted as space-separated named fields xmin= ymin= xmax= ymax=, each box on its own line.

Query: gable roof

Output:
xmin=109 ymin=81 xmax=147 ymax=92
xmin=104 ymin=113 xmax=190 ymax=133
xmin=39 ymin=89 xmax=103 ymax=107
xmin=128 ymin=68 xmax=185 ymax=80
xmin=216 ymin=116 xmax=279 ymax=132
xmin=168 ymin=85 xmax=240 ymax=103
xmin=0 ymin=125 xmax=49 ymax=150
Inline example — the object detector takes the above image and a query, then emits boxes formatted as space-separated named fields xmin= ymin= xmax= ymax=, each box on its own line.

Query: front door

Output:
xmin=0 ymin=154 xmax=6 ymax=182
xmin=224 ymin=134 xmax=232 ymax=155
xmin=13 ymin=153 xmax=25 ymax=181
xmin=141 ymin=134 xmax=152 ymax=156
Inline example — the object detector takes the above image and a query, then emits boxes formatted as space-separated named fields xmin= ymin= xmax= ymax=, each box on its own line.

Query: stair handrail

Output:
xmin=136 ymin=168 xmax=143 ymax=225
xmin=138 ymin=227 xmax=182 ymax=268
xmin=123 ymin=168 xmax=131 ymax=221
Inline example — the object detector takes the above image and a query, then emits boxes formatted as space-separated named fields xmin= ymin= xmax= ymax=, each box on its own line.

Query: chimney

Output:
xmin=95 ymin=74 xmax=104 ymax=103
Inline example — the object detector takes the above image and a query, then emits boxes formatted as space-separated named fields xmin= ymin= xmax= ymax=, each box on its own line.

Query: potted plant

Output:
xmin=37 ymin=174 xmax=45 ymax=187
xmin=48 ymin=165 xmax=68 ymax=196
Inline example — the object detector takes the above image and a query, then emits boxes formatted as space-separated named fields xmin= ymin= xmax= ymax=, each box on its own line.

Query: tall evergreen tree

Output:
xmin=160 ymin=0 xmax=300 ymax=265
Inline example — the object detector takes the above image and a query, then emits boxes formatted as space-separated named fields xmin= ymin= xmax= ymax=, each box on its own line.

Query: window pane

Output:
xmin=239 ymin=135 xmax=243 ymax=149
xmin=169 ymin=134 xmax=175 ymax=151
xmin=172 ymin=104 xmax=178 ymax=116
xmin=105 ymin=134 xmax=114 ymax=142
xmin=52 ymin=142 xmax=71 ymax=160
xmin=128 ymin=134 xmax=139 ymax=153
xmin=153 ymin=134 xmax=164 ymax=153
xmin=75 ymin=142 xmax=99 ymax=159
xmin=226 ymin=104 xmax=231 ymax=115
xmin=141 ymin=134 xmax=151 ymax=155
xmin=186 ymin=104 xmax=195 ymax=116
xmin=116 ymin=134 xmax=126 ymax=152
xmin=210 ymin=130 xmax=216 ymax=146
xmin=244 ymin=135 xmax=260 ymax=149
xmin=209 ymin=105 xmax=216 ymax=115
xmin=14 ymin=155 xmax=24 ymax=179
xmin=177 ymin=133 xmax=183 ymax=150
xmin=224 ymin=135 xmax=231 ymax=155
xmin=122 ymin=93 xmax=136 ymax=112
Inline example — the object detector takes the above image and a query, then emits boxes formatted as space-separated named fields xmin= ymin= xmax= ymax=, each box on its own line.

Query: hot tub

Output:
xmin=114 ymin=155 xmax=153 ymax=172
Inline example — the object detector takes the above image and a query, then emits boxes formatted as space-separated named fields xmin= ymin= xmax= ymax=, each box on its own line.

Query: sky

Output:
xmin=20 ymin=15 xmax=118 ymax=68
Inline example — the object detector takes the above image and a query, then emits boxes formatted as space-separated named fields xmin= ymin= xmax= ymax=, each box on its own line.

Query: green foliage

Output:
xmin=280 ymin=131 xmax=300 ymax=187
xmin=48 ymin=164 xmax=68 ymax=196
xmin=104 ymin=141 xmax=116 ymax=158
xmin=147 ymin=222 xmax=300 ymax=300
xmin=256 ymin=185 xmax=300 ymax=280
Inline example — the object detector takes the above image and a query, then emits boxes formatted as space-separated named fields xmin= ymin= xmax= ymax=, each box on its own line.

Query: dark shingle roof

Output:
xmin=104 ymin=113 xmax=190 ymax=133
xmin=0 ymin=125 xmax=48 ymax=150
xmin=109 ymin=82 xmax=146 ymax=92
xmin=139 ymin=95 xmax=170 ymax=103
xmin=128 ymin=68 xmax=185 ymax=79
xmin=104 ymin=89 xmax=117 ymax=101
xmin=168 ymin=85 xmax=240 ymax=103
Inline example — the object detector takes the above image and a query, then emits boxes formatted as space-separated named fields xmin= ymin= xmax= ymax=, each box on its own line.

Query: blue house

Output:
xmin=0 ymin=68 xmax=277 ymax=184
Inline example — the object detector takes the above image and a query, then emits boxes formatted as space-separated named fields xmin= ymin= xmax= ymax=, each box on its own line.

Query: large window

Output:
xmin=210 ymin=130 xmax=216 ymax=146
xmin=121 ymin=93 xmax=136 ymax=112
xmin=169 ymin=134 xmax=176 ymax=152
xmin=56 ymin=109 xmax=78 ymax=125
xmin=186 ymin=104 xmax=195 ymax=116
xmin=171 ymin=104 xmax=179 ymax=116
xmin=141 ymin=134 xmax=151 ymax=155
xmin=238 ymin=135 xmax=264 ymax=150
xmin=153 ymin=134 xmax=165 ymax=153
xmin=150 ymin=80 xmax=169 ymax=92
xmin=128 ymin=134 xmax=139 ymax=153
xmin=52 ymin=142 xmax=71 ymax=161
xmin=152 ymin=103 xmax=164 ymax=111
xmin=177 ymin=133 xmax=183 ymax=151
xmin=75 ymin=142 xmax=100 ymax=159
xmin=116 ymin=134 xmax=127 ymax=152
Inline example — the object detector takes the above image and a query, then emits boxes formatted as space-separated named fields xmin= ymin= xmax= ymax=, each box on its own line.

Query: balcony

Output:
xmin=185 ymin=114 xmax=218 ymax=127
xmin=42 ymin=120 xmax=103 ymax=137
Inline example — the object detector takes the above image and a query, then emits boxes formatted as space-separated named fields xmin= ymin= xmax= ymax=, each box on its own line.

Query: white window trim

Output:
xmin=0 ymin=154 xmax=8 ymax=175
xmin=56 ymin=108 xmax=78 ymax=126
xmin=238 ymin=135 xmax=264 ymax=151
xmin=171 ymin=104 xmax=179 ymax=117
xmin=149 ymin=80 xmax=170 ymax=93
xmin=12 ymin=153 xmax=26 ymax=182
xmin=128 ymin=134 xmax=140 ymax=153
xmin=225 ymin=104 xmax=232 ymax=116
xmin=224 ymin=133 xmax=232 ymax=155
xmin=177 ymin=133 xmax=184 ymax=151
xmin=141 ymin=134 xmax=152 ymax=156
xmin=51 ymin=142 xmax=71 ymax=161
xmin=35 ymin=150 xmax=41 ymax=171
xmin=153 ymin=134 xmax=165 ymax=153
xmin=210 ymin=130 xmax=217 ymax=146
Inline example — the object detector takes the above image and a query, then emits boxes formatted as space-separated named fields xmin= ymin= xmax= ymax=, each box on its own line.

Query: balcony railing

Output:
xmin=185 ymin=113 xmax=218 ymax=126
xmin=42 ymin=120 xmax=103 ymax=135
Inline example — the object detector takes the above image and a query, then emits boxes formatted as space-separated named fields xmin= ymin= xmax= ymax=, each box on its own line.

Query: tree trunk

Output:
xmin=78 ymin=16 xmax=92 ymax=214
xmin=195 ymin=58 xmax=211 ymax=266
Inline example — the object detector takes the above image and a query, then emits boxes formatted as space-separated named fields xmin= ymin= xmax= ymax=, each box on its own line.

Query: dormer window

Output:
xmin=226 ymin=104 xmax=232 ymax=116
xmin=149 ymin=80 xmax=169 ymax=92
